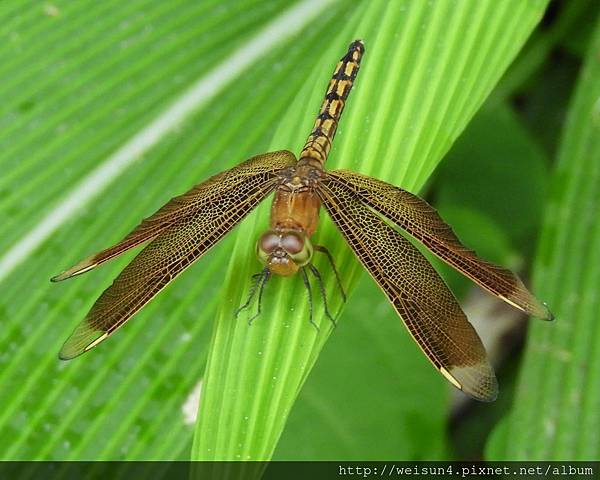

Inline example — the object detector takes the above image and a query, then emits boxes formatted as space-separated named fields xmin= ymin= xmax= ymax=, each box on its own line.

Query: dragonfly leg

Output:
xmin=314 ymin=245 xmax=346 ymax=302
xmin=300 ymin=267 xmax=319 ymax=332
xmin=235 ymin=267 xmax=270 ymax=324
xmin=248 ymin=268 xmax=271 ymax=325
xmin=308 ymin=263 xmax=337 ymax=328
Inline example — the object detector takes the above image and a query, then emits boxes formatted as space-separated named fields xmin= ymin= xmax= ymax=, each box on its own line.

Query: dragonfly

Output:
xmin=53 ymin=40 xmax=553 ymax=401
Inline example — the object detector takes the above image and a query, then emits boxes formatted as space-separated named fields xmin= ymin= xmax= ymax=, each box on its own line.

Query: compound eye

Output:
xmin=281 ymin=232 xmax=304 ymax=254
xmin=258 ymin=232 xmax=280 ymax=253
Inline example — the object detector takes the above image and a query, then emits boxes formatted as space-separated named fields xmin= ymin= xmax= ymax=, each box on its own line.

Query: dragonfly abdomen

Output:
xmin=299 ymin=40 xmax=364 ymax=167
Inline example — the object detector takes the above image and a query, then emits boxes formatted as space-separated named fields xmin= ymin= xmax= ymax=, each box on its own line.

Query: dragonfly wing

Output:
xmin=326 ymin=170 xmax=552 ymax=320
xmin=318 ymin=179 xmax=498 ymax=401
xmin=52 ymin=150 xmax=295 ymax=282
xmin=58 ymin=151 xmax=295 ymax=359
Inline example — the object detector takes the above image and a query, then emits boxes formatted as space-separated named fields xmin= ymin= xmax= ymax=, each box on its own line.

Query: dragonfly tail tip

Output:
xmin=350 ymin=39 xmax=364 ymax=50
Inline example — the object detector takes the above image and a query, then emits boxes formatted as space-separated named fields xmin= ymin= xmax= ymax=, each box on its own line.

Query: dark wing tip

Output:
xmin=58 ymin=327 xmax=108 ymax=360
xmin=474 ymin=389 xmax=499 ymax=403
xmin=58 ymin=340 xmax=83 ymax=360
xmin=58 ymin=343 xmax=83 ymax=361
xmin=51 ymin=258 xmax=98 ymax=282
xmin=51 ymin=271 xmax=72 ymax=282
xmin=443 ymin=363 xmax=499 ymax=403
xmin=58 ymin=350 xmax=75 ymax=361
xmin=471 ymin=375 xmax=499 ymax=402
xmin=525 ymin=298 xmax=555 ymax=321
xmin=542 ymin=302 xmax=555 ymax=321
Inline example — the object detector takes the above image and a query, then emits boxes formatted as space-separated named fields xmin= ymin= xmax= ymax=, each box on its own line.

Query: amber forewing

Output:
xmin=318 ymin=179 xmax=498 ymax=401
xmin=58 ymin=150 xmax=295 ymax=358
xmin=325 ymin=170 xmax=552 ymax=320
xmin=52 ymin=151 xmax=296 ymax=282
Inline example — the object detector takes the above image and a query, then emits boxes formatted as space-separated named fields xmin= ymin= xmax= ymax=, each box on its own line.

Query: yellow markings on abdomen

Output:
xmin=299 ymin=40 xmax=364 ymax=168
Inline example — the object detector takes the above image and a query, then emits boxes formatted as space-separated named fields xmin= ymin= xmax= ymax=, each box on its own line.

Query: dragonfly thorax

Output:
xmin=256 ymin=229 xmax=314 ymax=276
xmin=278 ymin=164 xmax=322 ymax=192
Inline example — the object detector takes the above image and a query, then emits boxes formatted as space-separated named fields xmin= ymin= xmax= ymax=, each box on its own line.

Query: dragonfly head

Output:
xmin=256 ymin=229 xmax=313 ymax=276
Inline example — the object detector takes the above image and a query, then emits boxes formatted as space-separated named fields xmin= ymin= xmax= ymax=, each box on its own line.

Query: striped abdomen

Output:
xmin=298 ymin=40 xmax=364 ymax=167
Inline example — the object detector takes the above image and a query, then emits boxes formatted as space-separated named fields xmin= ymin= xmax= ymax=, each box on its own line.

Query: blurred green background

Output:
xmin=0 ymin=0 xmax=599 ymax=462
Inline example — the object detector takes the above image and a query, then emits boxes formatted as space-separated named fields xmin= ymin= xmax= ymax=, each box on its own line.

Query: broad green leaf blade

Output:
xmin=193 ymin=0 xmax=549 ymax=461
xmin=273 ymin=275 xmax=448 ymax=460
xmin=0 ymin=0 xmax=292 ymax=252
xmin=0 ymin=0 xmax=345 ymax=460
xmin=487 ymin=12 xmax=600 ymax=461
xmin=436 ymin=104 xmax=550 ymax=246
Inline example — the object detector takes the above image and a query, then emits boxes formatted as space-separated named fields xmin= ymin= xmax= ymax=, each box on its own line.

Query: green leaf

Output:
xmin=487 ymin=11 xmax=600 ymax=460
xmin=273 ymin=275 xmax=449 ymax=460
xmin=193 ymin=0 xmax=549 ymax=461
xmin=435 ymin=104 xmax=550 ymax=247
xmin=0 ymin=0 xmax=549 ymax=462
